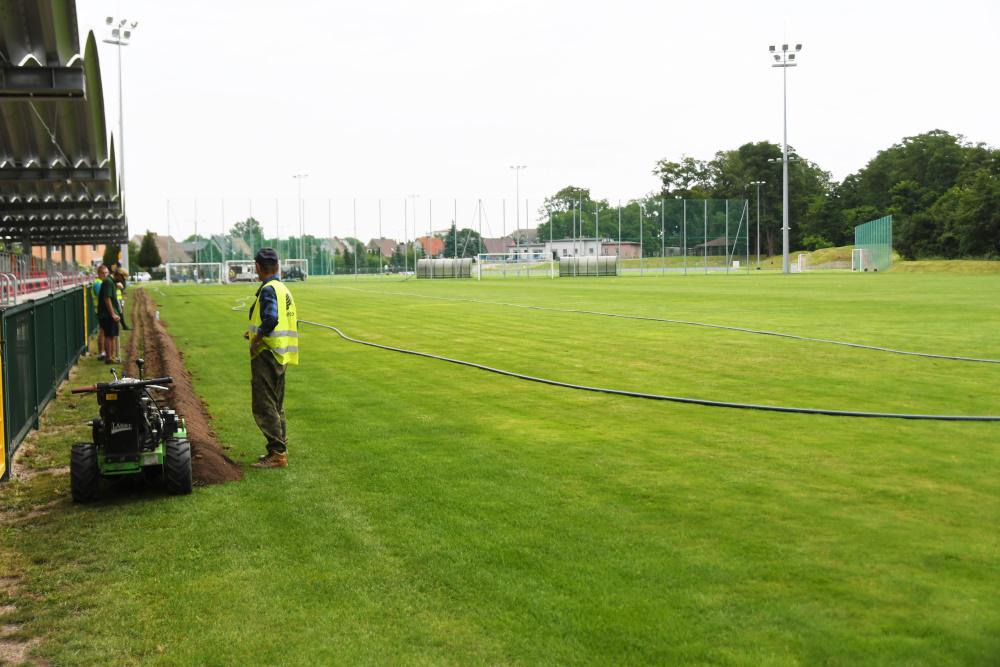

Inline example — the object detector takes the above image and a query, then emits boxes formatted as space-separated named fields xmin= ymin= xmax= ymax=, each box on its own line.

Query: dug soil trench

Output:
xmin=124 ymin=288 xmax=242 ymax=485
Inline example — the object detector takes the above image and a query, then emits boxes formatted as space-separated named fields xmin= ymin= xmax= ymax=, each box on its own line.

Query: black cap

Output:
xmin=254 ymin=247 xmax=279 ymax=263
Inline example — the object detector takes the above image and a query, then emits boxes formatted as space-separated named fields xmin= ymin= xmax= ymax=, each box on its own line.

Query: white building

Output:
xmin=511 ymin=238 xmax=610 ymax=259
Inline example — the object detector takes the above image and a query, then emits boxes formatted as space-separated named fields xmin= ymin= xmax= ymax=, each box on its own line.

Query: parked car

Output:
xmin=282 ymin=266 xmax=307 ymax=281
xmin=133 ymin=271 xmax=152 ymax=282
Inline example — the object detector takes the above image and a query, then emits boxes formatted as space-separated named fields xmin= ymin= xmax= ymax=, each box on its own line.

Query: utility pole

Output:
xmin=510 ymin=165 xmax=526 ymax=250
xmin=103 ymin=16 xmax=138 ymax=271
xmin=408 ymin=194 xmax=420 ymax=268
xmin=292 ymin=174 xmax=308 ymax=260
xmin=748 ymin=180 xmax=766 ymax=267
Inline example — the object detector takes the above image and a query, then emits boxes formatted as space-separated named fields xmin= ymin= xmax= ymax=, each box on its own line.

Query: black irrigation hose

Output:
xmin=332 ymin=286 xmax=1000 ymax=365
xmin=298 ymin=319 xmax=1000 ymax=422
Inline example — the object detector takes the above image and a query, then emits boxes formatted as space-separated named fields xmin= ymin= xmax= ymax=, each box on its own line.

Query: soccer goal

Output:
xmin=851 ymin=249 xmax=870 ymax=272
xmin=475 ymin=251 xmax=554 ymax=280
xmin=165 ymin=262 xmax=223 ymax=285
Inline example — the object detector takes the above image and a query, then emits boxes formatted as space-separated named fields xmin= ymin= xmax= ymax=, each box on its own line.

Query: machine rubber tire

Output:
xmin=164 ymin=438 xmax=193 ymax=495
xmin=70 ymin=443 xmax=100 ymax=503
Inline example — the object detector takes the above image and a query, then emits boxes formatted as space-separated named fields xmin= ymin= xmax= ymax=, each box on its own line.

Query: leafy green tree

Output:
xmin=442 ymin=223 xmax=483 ymax=258
xmin=653 ymin=156 xmax=713 ymax=198
xmin=137 ymin=231 xmax=162 ymax=270
xmin=648 ymin=142 xmax=834 ymax=255
xmin=231 ymin=217 xmax=265 ymax=253
xmin=541 ymin=130 xmax=998 ymax=261
xmin=102 ymin=244 xmax=119 ymax=267
xmin=838 ymin=130 xmax=999 ymax=258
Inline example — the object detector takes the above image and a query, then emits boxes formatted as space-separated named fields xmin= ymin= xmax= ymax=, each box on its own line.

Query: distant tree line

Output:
xmin=537 ymin=130 xmax=999 ymax=260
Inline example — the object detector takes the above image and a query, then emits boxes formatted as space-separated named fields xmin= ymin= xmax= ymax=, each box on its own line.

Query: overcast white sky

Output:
xmin=78 ymin=0 xmax=999 ymax=242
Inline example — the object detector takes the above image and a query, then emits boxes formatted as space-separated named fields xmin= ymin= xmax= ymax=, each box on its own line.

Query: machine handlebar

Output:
xmin=71 ymin=377 xmax=173 ymax=394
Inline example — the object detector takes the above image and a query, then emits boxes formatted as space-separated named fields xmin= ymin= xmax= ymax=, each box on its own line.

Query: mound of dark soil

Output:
xmin=124 ymin=289 xmax=242 ymax=485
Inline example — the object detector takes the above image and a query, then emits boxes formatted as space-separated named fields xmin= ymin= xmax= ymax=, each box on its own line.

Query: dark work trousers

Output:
xmin=251 ymin=349 xmax=288 ymax=453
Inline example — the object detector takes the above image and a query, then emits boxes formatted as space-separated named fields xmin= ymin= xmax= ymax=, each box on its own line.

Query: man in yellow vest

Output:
xmin=92 ymin=273 xmax=105 ymax=359
xmin=245 ymin=248 xmax=298 ymax=468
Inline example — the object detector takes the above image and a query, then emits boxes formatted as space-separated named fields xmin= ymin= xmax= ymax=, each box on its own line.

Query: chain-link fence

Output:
xmin=159 ymin=197 xmax=757 ymax=280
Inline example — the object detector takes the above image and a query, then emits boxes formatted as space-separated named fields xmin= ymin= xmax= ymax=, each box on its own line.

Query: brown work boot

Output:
xmin=252 ymin=451 xmax=287 ymax=469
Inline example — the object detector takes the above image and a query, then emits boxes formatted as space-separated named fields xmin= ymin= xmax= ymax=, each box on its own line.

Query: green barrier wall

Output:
xmin=854 ymin=216 xmax=893 ymax=271
xmin=0 ymin=286 xmax=91 ymax=482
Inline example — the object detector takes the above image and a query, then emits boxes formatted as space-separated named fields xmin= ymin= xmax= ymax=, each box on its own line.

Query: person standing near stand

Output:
xmin=92 ymin=272 xmax=105 ymax=359
xmin=96 ymin=264 xmax=120 ymax=363
xmin=245 ymin=248 xmax=298 ymax=468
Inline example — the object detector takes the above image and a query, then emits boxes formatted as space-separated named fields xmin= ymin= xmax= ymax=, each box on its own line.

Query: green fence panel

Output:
xmin=1 ymin=286 xmax=88 ymax=482
xmin=854 ymin=215 xmax=893 ymax=271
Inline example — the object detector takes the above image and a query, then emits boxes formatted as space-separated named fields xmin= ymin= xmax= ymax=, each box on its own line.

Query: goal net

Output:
xmin=475 ymin=251 xmax=553 ymax=279
xmin=165 ymin=262 xmax=223 ymax=285
xmin=851 ymin=248 xmax=871 ymax=272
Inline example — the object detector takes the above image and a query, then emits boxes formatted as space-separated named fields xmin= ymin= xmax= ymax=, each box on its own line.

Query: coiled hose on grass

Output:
xmin=332 ymin=286 xmax=1000 ymax=365
xmin=298 ymin=319 xmax=1000 ymax=422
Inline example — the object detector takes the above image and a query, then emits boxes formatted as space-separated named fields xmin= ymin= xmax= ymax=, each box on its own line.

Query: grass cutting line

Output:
xmin=299 ymin=319 xmax=1000 ymax=422
xmin=328 ymin=285 xmax=1000 ymax=365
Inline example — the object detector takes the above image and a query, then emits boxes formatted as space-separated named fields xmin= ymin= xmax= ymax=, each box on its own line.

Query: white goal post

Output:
xmin=165 ymin=262 xmax=224 ymax=285
xmin=851 ymin=248 xmax=872 ymax=271
xmin=475 ymin=251 xmax=554 ymax=280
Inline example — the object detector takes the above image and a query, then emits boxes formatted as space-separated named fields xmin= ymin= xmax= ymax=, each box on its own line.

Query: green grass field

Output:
xmin=4 ymin=272 xmax=1000 ymax=665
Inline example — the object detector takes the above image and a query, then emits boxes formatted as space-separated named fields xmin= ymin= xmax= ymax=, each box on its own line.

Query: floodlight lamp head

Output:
xmin=111 ymin=28 xmax=119 ymax=37
xmin=795 ymin=43 xmax=802 ymax=51
xmin=788 ymin=53 xmax=795 ymax=61
xmin=782 ymin=43 xmax=788 ymax=51
xmin=131 ymin=21 xmax=139 ymax=29
xmin=773 ymin=54 xmax=780 ymax=61
xmin=769 ymin=45 xmax=775 ymax=52
xmin=123 ymin=30 xmax=131 ymax=39
xmin=105 ymin=16 xmax=113 ymax=24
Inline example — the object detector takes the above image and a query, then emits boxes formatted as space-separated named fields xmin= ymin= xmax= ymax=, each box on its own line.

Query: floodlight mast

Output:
xmin=769 ymin=42 xmax=802 ymax=274
xmin=103 ymin=17 xmax=138 ymax=271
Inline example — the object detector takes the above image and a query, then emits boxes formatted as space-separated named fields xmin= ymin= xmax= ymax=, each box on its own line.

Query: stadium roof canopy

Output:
xmin=0 ymin=0 xmax=124 ymax=246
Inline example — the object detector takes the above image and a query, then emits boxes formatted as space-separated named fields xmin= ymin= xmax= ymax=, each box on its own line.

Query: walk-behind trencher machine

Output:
xmin=70 ymin=359 xmax=193 ymax=502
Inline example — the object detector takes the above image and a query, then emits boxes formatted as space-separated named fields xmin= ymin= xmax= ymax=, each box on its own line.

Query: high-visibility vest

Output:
xmin=249 ymin=279 xmax=299 ymax=365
